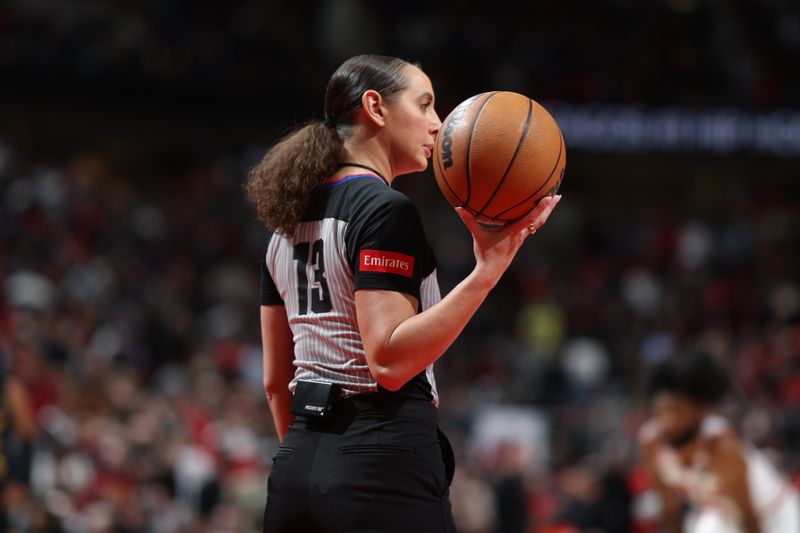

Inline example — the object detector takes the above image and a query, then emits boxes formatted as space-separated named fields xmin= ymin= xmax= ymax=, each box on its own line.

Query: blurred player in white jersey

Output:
xmin=639 ymin=352 xmax=799 ymax=533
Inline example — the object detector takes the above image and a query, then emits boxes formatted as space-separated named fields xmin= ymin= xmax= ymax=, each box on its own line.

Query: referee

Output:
xmin=245 ymin=54 xmax=560 ymax=533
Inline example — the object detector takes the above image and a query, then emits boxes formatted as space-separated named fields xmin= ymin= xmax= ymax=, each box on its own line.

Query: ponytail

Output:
xmin=245 ymin=121 xmax=343 ymax=235
xmin=246 ymin=54 xmax=413 ymax=235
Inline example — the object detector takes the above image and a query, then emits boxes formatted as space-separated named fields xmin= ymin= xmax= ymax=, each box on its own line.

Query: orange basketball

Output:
xmin=433 ymin=91 xmax=566 ymax=225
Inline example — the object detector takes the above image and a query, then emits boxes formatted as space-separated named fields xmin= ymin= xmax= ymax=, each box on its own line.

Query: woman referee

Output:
xmin=245 ymin=54 xmax=560 ymax=533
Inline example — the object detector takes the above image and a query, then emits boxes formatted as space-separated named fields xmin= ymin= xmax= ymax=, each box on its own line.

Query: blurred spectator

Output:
xmin=490 ymin=441 xmax=528 ymax=533
xmin=557 ymin=465 xmax=632 ymax=533
xmin=1 ymin=368 xmax=38 ymax=531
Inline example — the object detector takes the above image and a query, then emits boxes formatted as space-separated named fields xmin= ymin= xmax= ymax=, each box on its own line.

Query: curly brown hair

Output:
xmin=245 ymin=55 xmax=413 ymax=235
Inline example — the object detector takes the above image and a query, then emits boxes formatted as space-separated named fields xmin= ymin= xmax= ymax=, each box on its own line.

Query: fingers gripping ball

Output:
xmin=433 ymin=91 xmax=566 ymax=226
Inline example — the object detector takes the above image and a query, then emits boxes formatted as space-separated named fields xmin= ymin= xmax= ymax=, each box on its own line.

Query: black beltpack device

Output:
xmin=290 ymin=380 xmax=338 ymax=418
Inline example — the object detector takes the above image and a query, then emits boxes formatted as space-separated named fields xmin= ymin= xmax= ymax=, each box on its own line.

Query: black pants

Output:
xmin=263 ymin=393 xmax=457 ymax=533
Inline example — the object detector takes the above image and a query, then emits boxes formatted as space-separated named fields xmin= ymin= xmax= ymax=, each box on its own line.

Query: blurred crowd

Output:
xmin=2 ymin=0 xmax=800 ymax=112
xmin=1 ymin=142 xmax=270 ymax=532
xmin=1 ymin=132 xmax=798 ymax=532
xmin=2 ymin=0 xmax=800 ymax=531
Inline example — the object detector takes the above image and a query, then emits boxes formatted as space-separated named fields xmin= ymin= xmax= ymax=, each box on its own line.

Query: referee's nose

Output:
xmin=430 ymin=113 xmax=442 ymax=138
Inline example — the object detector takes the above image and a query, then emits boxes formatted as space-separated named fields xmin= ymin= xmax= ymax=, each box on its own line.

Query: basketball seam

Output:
xmin=475 ymin=97 xmax=533 ymax=219
xmin=492 ymin=128 xmax=564 ymax=219
xmin=491 ymin=124 xmax=564 ymax=220
xmin=435 ymin=92 xmax=494 ymax=207
xmin=465 ymin=91 xmax=499 ymax=205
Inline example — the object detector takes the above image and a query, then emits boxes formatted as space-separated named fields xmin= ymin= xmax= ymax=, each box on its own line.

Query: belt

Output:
xmin=333 ymin=392 xmax=438 ymax=422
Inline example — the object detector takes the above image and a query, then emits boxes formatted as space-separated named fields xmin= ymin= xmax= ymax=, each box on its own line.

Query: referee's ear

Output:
xmin=360 ymin=89 xmax=386 ymax=129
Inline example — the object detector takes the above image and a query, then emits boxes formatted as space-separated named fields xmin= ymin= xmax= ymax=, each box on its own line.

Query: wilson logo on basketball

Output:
xmin=440 ymin=95 xmax=477 ymax=169
xmin=359 ymin=250 xmax=414 ymax=278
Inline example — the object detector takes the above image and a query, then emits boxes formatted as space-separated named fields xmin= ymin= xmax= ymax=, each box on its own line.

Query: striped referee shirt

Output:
xmin=260 ymin=174 xmax=441 ymax=405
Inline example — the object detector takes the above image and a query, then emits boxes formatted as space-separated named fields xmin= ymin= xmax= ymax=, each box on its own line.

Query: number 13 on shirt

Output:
xmin=293 ymin=239 xmax=332 ymax=315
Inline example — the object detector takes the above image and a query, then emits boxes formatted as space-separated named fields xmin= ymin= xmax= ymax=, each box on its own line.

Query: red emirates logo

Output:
xmin=359 ymin=250 xmax=414 ymax=278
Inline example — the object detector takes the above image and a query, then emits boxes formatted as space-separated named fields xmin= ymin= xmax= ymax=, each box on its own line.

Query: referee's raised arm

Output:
xmin=356 ymin=197 xmax=558 ymax=392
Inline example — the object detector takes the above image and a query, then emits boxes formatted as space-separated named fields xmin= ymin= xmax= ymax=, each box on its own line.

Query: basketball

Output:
xmin=433 ymin=91 xmax=566 ymax=225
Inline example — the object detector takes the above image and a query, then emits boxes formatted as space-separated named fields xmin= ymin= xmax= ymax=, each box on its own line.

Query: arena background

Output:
xmin=1 ymin=1 xmax=799 ymax=531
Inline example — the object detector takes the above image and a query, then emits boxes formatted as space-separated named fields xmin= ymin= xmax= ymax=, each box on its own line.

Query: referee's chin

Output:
xmin=404 ymin=157 xmax=430 ymax=176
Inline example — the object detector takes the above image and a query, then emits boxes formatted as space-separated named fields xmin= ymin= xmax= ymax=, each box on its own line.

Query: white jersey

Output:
xmin=653 ymin=415 xmax=800 ymax=533
xmin=260 ymin=173 xmax=441 ymax=404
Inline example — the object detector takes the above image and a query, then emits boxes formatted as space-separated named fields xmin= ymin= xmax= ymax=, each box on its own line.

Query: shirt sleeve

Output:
xmin=346 ymin=192 xmax=430 ymax=299
xmin=260 ymin=239 xmax=283 ymax=305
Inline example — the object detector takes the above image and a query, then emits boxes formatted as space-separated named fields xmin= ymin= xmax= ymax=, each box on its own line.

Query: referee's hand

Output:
xmin=456 ymin=194 xmax=561 ymax=286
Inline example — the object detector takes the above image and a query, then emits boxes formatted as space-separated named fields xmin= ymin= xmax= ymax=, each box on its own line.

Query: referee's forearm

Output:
xmin=371 ymin=270 xmax=495 ymax=390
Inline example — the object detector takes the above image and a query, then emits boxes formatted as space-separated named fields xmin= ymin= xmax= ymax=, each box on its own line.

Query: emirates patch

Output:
xmin=359 ymin=250 xmax=415 ymax=278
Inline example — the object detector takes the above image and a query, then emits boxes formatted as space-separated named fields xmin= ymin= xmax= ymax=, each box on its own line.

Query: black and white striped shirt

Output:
xmin=260 ymin=174 xmax=441 ymax=404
